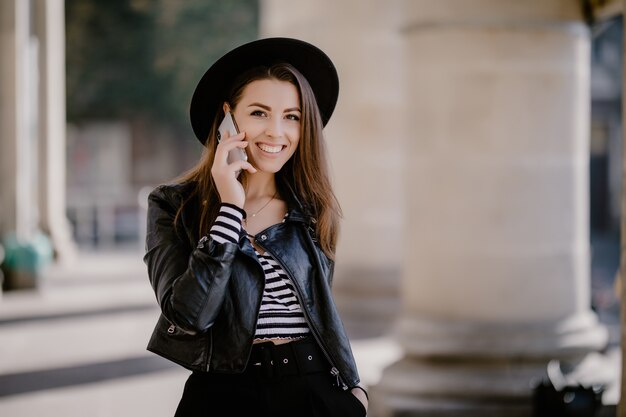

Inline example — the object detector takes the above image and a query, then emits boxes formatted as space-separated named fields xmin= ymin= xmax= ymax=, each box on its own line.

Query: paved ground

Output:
xmin=0 ymin=250 xmax=402 ymax=417
xmin=0 ymin=231 xmax=621 ymax=416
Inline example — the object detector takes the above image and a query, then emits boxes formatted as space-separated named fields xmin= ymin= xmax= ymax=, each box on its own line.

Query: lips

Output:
xmin=257 ymin=143 xmax=285 ymax=154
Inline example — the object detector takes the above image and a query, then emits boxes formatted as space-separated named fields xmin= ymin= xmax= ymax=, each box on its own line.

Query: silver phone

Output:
xmin=217 ymin=111 xmax=248 ymax=165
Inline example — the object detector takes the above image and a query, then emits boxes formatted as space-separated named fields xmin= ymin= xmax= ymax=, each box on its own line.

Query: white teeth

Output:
xmin=258 ymin=143 xmax=283 ymax=153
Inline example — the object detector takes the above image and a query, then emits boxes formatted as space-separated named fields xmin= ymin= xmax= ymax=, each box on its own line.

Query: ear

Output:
xmin=222 ymin=102 xmax=231 ymax=114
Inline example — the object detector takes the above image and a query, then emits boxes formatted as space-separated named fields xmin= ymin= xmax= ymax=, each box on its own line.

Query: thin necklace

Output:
xmin=245 ymin=191 xmax=277 ymax=222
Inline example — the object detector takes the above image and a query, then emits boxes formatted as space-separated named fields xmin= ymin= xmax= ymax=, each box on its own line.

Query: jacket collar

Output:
xmin=177 ymin=179 xmax=316 ymax=225
xmin=277 ymin=178 xmax=316 ymax=225
xmin=286 ymin=207 xmax=308 ymax=223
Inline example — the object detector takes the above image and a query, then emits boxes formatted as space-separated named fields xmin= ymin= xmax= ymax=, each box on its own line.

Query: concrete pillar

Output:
xmin=34 ymin=0 xmax=77 ymax=263
xmin=260 ymin=0 xmax=407 ymax=337
xmin=374 ymin=1 xmax=608 ymax=415
xmin=0 ymin=0 xmax=31 ymax=240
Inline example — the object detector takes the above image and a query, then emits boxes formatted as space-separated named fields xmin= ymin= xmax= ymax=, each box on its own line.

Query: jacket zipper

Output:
xmin=242 ymin=243 xmax=268 ymax=367
xmin=205 ymin=329 xmax=213 ymax=372
xmin=257 ymin=241 xmax=349 ymax=390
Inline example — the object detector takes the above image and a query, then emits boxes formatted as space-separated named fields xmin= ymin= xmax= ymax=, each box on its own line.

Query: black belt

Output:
xmin=247 ymin=337 xmax=329 ymax=378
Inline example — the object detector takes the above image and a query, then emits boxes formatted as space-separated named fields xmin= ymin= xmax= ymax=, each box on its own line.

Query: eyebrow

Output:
xmin=247 ymin=102 xmax=301 ymax=113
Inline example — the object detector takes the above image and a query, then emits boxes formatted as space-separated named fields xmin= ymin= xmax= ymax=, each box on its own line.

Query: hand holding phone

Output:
xmin=212 ymin=111 xmax=255 ymax=207
xmin=217 ymin=112 xmax=248 ymax=165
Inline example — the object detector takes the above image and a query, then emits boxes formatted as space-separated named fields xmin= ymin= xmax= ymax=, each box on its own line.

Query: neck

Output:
xmin=244 ymin=171 xmax=278 ymax=199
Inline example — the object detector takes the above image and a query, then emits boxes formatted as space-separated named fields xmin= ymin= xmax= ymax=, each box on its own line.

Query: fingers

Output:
xmin=221 ymin=140 xmax=248 ymax=154
xmin=212 ymin=156 xmax=254 ymax=177
xmin=220 ymin=130 xmax=245 ymax=142
xmin=239 ymin=161 xmax=257 ymax=174
xmin=228 ymin=160 xmax=257 ymax=175
xmin=218 ymin=131 xmax=245 ymax=148
xmin=215 ymin=132 xmax=247 ymax=162
xmin=212 ymin=137 xmax=256 ymax=175
xmin=350 ymin=388 xmax=368 ymax=410
xmin=211 ymin=130 xmax=257 ymax=206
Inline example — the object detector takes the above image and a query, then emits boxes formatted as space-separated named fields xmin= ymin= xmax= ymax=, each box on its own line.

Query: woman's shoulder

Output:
xmin=148 ymin=180 xmax=198 ymax=206
xmin=151 ymin=180 xmax=198 ymax=197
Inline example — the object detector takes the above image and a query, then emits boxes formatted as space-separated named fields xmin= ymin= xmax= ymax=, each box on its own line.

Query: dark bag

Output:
xmin=532 ymin=360 xmax=604 ymax=417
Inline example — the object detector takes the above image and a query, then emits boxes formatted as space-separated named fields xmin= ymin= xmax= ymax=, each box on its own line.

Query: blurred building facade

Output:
xmin=0 ymin=0 xmax=75 ymax=270
xmin=1 ymin=1 xmax=258 ymax=253
xmin=262 ymin=0 xmax=616 ymax=415
xmin=590 ymin=14 xmax=623 ymax=233
xmin=0 ymin=0 xmax=622 ymax=415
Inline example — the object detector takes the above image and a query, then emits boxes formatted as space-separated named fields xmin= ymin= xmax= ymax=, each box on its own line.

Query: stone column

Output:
xmin=260 ymin=0 xmax=407 ymax=337
xmin=374 ymin=1 xmax=608 ymax=415
xmin=34 ymin=0 xmax=77 ymax=263
xmin=0 ymin=0 xmax=30 ymax=240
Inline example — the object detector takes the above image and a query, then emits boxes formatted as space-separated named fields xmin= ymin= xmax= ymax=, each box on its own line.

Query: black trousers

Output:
xmin=174 ymin=338 xmax=366 ymax=417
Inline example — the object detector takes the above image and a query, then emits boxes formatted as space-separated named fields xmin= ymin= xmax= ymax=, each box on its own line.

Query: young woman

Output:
xmin=144 ymin=37 xmax=368 ymax=416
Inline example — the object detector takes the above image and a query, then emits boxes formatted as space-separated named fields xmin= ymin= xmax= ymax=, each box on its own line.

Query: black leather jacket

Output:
xmin=144 ymin=182 xmax=360 ymax=389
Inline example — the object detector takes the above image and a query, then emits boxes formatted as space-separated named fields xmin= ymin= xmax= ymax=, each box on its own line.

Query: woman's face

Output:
xmin=227 ymin=79 xmax=301 ymax=174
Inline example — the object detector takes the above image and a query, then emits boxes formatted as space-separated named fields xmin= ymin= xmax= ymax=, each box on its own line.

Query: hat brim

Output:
xmin=190 ymin=37 xmax=339 ymax=145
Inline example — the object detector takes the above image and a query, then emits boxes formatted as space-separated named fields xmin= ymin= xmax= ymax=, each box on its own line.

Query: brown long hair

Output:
xmin=175 ymin=63 xmax=341 ymax=259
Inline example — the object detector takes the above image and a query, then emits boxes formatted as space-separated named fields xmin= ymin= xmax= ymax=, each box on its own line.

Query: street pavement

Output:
xmin=0 ymin=250 xmax=401 ymax=417
xmin=0 ymin=235 xmax=621 ymax=417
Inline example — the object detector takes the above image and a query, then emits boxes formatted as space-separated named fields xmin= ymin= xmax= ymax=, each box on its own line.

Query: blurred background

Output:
xmin=65 ymin=0 xmax=257 ymax=250
xmin=0 ymin=0 xmax=623 ymax=416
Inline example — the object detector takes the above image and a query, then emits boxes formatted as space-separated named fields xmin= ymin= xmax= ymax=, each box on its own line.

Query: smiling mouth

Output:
xmin=257 ymin=143 xmax=285 ymax=154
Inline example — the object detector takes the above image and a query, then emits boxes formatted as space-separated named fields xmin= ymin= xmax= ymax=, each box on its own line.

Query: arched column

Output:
xmin=0 ymin=0 xmax=31 ymax=241
xmin=34 ymin=0 xmax=77 ymax=263
xmin=374 ymin=1 xmax=608 ymax=415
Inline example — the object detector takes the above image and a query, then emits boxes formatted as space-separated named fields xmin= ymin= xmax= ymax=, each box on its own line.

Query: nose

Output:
xmin=265 ymin=117 xmax=284 ymax=138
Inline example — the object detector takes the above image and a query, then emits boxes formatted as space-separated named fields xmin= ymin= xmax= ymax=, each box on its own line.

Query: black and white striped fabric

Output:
xmin=254 ymin=251 xmax=310 ymax=341
xmin=208 ymin=203 xmax=245 ymax=244
xmin=207 ymin=204 xmax=311 ymax=341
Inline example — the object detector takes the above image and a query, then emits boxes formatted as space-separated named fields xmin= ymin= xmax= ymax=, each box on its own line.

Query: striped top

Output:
xmin=208 ymin=204 xmax=245 ymax=244
xmin=206 ymin=203 xmax=311 ymax=342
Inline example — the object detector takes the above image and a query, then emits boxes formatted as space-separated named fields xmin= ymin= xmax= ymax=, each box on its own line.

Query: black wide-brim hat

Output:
xmin=190 ymin=37 xmax=339 ymax=145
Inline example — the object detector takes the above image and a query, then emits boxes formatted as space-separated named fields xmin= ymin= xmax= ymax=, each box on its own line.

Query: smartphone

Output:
xmin=217 ymin=111 xmax=248 ymax=165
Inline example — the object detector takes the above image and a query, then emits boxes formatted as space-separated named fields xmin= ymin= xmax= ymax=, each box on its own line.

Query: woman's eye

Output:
xmin=286 ymin=114 xmax=300 ymax=121
xmin=251 ymin=110 xmax=266 ymax=117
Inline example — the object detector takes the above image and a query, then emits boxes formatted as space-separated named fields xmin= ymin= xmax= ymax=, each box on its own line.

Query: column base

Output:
xmin=372 ymin=354 xmax=616 ymax=417
xmin=395 ymin=311 xmax=608 ymax=359
xmin=371 ymin=386 xmax=531 ymax=417
xmin=45 ymin=220 xmax=79 ymax=266
xmin=373 ymin=356 xmax=545 ymax=410
xmin=371 ymin=312 xmax=609 ymax=417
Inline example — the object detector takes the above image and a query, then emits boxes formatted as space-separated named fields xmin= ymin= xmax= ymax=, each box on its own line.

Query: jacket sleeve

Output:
xmin=143 ymin=185 xmax=238 ymax=334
